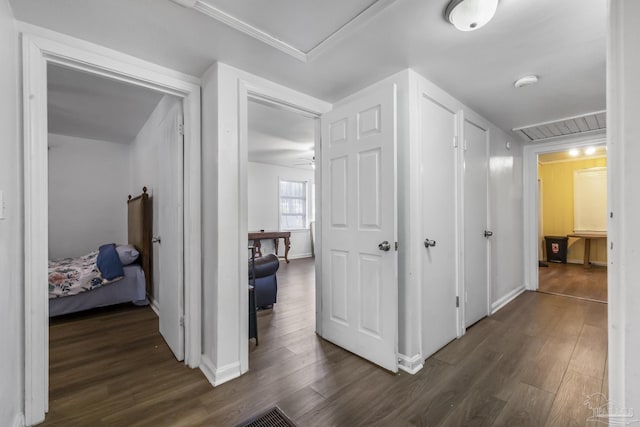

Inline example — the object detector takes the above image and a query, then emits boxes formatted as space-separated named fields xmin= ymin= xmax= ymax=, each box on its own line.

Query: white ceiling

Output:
xmin=200 ymin=0 xmax=380 ymax=53
xmin=47 ymin=64 xmax=164 ymax=143
xmin=248 ymin=100 xmax=316 ymax=170
xmin=47 ymin=63 xmax=313 ymax=166
xmin=13 ymin=0 xmax=606 ymax=138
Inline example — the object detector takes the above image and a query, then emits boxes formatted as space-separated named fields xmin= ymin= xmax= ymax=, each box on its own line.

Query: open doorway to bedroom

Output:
xmin=22 ymin=34 xmax=202 ymax=425
xmin=44 ymin=63 xmax=189 ymax=423
xmin=245 ymin=98 xmax=320 ymax=365
xmin=536 ymin=144 xmax=608 ymax=303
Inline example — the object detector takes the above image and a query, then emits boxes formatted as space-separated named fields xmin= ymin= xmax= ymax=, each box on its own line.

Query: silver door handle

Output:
xmin=484 ymin=230 xmax=493 ymax=237
xmin=378 ymin=241 xmax=391 ymax=251
xmin=152 ymin=236 xmax=162 ymax=244
xmin=424 ymin=238 xmax=436 ymax=248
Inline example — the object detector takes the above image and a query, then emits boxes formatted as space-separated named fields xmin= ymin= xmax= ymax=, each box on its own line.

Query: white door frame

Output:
xmin=522 ymin=132 xmax=606 ymax=291
xmin=237 ymin=80 xmax=327 ymax=373
xmin=21 ymin=26 xmax=202 ymax=426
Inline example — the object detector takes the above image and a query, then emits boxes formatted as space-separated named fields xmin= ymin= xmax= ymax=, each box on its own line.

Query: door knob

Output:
xmin=378 ymin=241 xmax=391 ymax=251
xmin=484 ymin=230 xmax=493 ymax=238
xmin=424 ymin=238 xmax=436 ymax=248
xmin=152 ymin=236 xmax=162 ymax=244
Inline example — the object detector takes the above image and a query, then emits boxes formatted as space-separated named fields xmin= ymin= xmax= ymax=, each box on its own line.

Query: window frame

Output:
xmin=278 ymin=178 xmax=309 ymax=231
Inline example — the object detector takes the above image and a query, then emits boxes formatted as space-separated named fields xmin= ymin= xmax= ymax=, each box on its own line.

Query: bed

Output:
xmin=49 ymin=187 xmax=153 ymax=317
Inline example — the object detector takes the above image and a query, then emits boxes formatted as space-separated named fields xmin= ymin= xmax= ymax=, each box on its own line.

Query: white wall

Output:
xmin=201 ymin=62 xmax=330 ymax=386
xmin=609 ymin=0 xmax=640 ymax=415
xmin=487 ymin=126 xmax=525 ymax=311
xmin=248 ymin=161 xmax=314 ymax=259
xmin=47 ymin=133 xmax=130 ymax=259
xmin=130 ymin=94 xmax=181 ymax=302
xmin=0 ymin=1 xmax=23 ymax=426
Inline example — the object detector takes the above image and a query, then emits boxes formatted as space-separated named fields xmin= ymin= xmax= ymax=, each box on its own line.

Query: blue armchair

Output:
xmin=250 ymin=254 xmax=280 ymax=309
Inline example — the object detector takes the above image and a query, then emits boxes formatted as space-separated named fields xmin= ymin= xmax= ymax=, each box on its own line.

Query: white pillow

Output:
xmin=116 ymin=244 xmax=140 ymax=266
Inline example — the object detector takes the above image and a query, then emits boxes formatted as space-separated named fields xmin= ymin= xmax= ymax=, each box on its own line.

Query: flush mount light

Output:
xmin=585 ymin=146 xmax=596 ymax=155
xmin=445 ymin=0 xmax=499 ymax=31
xmin=514 ymin=75 xmax=539 ymax=88
xmin=569 ymin=148 xmax=580 ymax=157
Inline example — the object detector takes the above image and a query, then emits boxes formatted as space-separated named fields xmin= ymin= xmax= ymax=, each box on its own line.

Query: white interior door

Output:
xmin=157 ymin=100 xmax=185 ymax=361
xmin=463 ymin=119 xmax=489 ymax=328
xmin=420 ymin=95 xmax=459 ymax=358
xmin=321 ymin=83 xmax=398 ymax=372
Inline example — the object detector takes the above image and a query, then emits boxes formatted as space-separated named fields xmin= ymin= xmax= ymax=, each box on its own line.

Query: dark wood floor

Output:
xmin=45 ymin=258 xmax=608 ymax=426
xmin=539 ymin=262 xmax=607 ymax=302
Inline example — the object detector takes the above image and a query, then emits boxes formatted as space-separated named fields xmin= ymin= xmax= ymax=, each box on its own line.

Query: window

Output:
xmin=279 ymin=179 xmax=308 ymax=230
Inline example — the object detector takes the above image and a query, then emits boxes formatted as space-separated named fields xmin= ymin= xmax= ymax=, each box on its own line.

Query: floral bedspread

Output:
xmin=48 ymin=251 xmax=114 ymax=299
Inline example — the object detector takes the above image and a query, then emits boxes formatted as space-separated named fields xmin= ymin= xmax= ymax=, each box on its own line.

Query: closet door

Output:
xmin=420 ymin=94 xmax=459 ymax=358
xmin=463 ymin=119 xmax=490 ymax=327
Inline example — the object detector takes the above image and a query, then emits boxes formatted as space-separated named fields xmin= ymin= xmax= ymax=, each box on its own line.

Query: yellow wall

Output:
xmin=538 ymin=157 xmax=607 ymax=263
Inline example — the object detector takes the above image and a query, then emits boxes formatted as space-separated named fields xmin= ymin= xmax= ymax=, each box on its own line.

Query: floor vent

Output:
xmin=235 ymin=407 xmax=297 ymax=427
xmin=513 ymin=110 xmax=606 ymax=141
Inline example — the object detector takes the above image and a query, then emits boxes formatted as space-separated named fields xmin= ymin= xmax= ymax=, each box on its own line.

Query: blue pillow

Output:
xmin=97 ymin=243 xmax=125 ymax=281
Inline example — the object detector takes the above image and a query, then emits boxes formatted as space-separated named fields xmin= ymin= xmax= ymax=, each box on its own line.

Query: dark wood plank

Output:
xmin=567 ymin=324 xmax=607 ymax=381
xmin=492 ymin=382 xmax=555 ymax=427
xmin=43 ymin=258 xmax=609 ymax=427
xmin=520 ymin=334 xmax=577 ymax=394
xmin=538 ymin=262 xmax=607 ymax=302
xmin=437 ymin=387 xmax=507 ymax=427
xmin=544 ymin=369 xmax=603 ymax=427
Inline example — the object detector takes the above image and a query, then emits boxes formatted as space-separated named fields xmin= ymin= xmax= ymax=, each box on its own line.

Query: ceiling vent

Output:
xmin=513 ymin=110 xmax=606 ymax=142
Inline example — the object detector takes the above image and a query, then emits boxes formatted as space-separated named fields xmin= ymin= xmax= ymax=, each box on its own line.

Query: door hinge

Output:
xmin=179 ymin=316 xmax=185 ymax=327
xmin=178 ymin=123 xmax=184 ymax=136
xmin=395 ymin=241 xmax=398 ymax=251
xmin=456 ymin=296 xmax=459 ymax=308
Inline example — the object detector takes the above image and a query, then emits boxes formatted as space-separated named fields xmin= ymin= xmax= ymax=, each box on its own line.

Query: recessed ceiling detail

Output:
xmin=513 ymin=110 xmax=606 ymax=142
xmin=170 ymin=0 xmax=398 ymax=62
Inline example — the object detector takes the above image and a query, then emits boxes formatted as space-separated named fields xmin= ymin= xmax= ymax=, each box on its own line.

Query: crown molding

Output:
xmin=171 ymin=0 xmax=397 ymax=63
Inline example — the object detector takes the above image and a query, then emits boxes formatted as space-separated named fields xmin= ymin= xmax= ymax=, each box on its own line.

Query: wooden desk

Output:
xmin=248 ymin=231 xmax=291 ymax=263
xmin=567 ymin=233 xmax=607 ymax=267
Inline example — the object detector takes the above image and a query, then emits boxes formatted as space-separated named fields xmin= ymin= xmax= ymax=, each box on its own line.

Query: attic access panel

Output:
xmin=199 ymin=0 xmax=379 ymax=52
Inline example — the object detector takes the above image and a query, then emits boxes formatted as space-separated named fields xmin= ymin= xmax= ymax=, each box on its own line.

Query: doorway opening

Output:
xmin=536 ymin=144 xmax=608 ymax=303
xmin=245 ymin=97 xmax=320 ymax=365
xmin=22 ymin=32 xmax=202 ymax=425
xmin=45 ymin=63 xmax=188 ymax=422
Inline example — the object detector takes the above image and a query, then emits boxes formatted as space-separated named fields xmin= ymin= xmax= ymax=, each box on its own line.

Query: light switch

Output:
xmin=0 ymin=190 xmax=4 ymax=220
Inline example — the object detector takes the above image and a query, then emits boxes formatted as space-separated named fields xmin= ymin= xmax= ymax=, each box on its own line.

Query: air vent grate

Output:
xmin=235 ymin=407 xmax=297 ymax=427
xmin=513 ymin=110 xmax=606 ymax=142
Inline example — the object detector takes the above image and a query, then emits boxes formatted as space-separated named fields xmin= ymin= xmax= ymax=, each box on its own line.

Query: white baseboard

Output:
xmin=149 ymin=297 xmax=159 ymax=316
xmin=491 ymin=285 xmax=527 ymax=314
xmin=199 ymin=355 xmax=242 ymax=387
xmin=566 ymin=259 xmax=607 ymax=267
xmin=12 ymin=412 xmax=24 ymax=427
xmin=398 ymin=353 xmax=423 ymax=375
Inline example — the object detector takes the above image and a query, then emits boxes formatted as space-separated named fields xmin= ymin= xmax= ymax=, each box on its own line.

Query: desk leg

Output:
xmin=254 ymin=239 xmax=262 ymax=257
xmin=274 ymin=239 xmax=279 ymax=256
xmin=584 ymin=238 xmax=591 ymax=267
xmin=284 ymin=236 xmax=291 ymax=263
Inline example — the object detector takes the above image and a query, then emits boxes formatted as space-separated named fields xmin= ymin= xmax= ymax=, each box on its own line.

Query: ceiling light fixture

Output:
xmin=569 ymin=148 xmax=580 ymax=157
xmin=514 ymin=75 xmax=539 ymax=88
xmin=445 ymin=0 xmax=499 ymax=32
xmin=585 ymin=146 xmax=596 ymax=155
